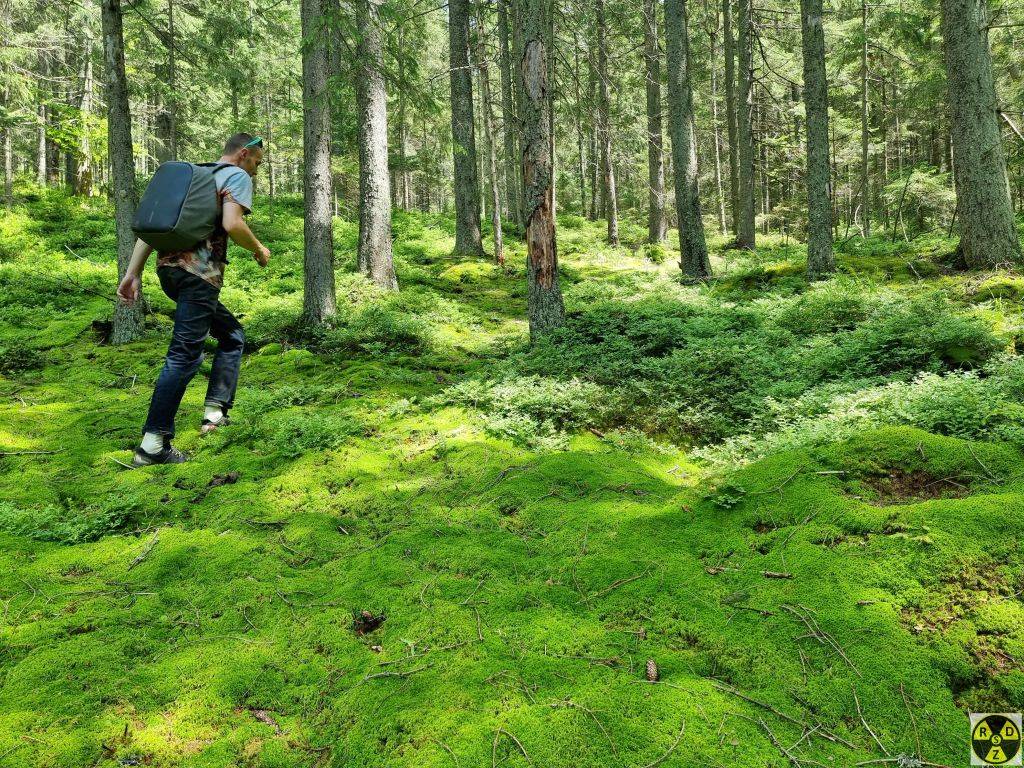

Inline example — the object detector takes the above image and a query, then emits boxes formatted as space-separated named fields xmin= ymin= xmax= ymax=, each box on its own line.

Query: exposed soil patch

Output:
xmin=851 ymin=468 xmax=972 ymax=506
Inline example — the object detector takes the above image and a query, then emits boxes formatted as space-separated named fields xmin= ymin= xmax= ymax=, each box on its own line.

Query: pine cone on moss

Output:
xmin=645 ymin=658 xmax=659 ymax=682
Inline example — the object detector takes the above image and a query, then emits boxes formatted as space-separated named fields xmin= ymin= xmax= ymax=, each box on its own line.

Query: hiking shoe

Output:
xmin=200 ymin=415 xmax=231 ymax=436
xmin=132 ymin=442 xmax=189 ymax=467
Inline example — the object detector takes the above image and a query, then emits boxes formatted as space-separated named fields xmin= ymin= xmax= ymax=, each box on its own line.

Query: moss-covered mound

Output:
xmin=2 ymin=188 xmax=1023 ymax=767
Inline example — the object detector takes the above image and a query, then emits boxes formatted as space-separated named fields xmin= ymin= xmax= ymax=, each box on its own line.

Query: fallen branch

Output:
xmin=899 ymin=683 xmax=921 ymax=759
xmin=361 ymin=663 xmax=432 ymax=683
xmin=431 ymin=739 xmax=461 ymax=768
xmin=549 ymin=699 xmax=618 ymax=757
xmin=639 ymin=718 xmax=686 ymax=768
xmin=0 ymin=449 xmax=63 ymax=456
xmin=781 ymin=604 xmax=861 ymax=677
xmin=128 ymin=530 xmax=161 ymax=571
xmin=966 ymin=442 xmax=1002 ymax=484
xmin=492 ymin=727 xmax=533 ymax=767
xmin=763 ymin=571 xmax=793 ymax=580
xmin=752 ymin=715 xmax=804 ymax=768
xmin=712 ymin=681 xmax=854 ymax=748
xmin=580 ymin=565 xmax=653 ymax=603
xmin=852 ymin=685 xmax=889 ymax=757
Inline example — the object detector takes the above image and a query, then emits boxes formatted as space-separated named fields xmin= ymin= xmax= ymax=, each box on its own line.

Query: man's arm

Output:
xmin=223 ymin=200 xmax=270 ymax=267
xmin=116 ymin=238 xmax=154 ymax=305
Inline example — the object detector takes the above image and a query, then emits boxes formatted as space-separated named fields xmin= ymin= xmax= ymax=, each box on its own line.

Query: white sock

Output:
xmin=204 ymin=405 xmax=224 ymax=424
xmin=141 ymin=432 xmax=164 ymax=453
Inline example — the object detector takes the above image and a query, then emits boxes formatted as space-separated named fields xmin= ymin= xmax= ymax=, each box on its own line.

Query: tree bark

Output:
xmin=449 ymin=0 xmax=485 ymax=255
xmin=355 ymin=0 xmax=398 ymax=290
xmin=941 ymin=0 xmax=1021 ymax=267
xmin=477 ymin=6 xmax=505 ymax=265
xmin=708 ymin=16 xmax=727 ymax=235
xmin=301 ymin=0 xmax=337 ymax=323
xmin=643 ymin=0 xmax=666 ymax=243
xmin=586 ymin=46 xmax=599 ymax=221
xmin=735 ymin=0 xmax=756 ymax=248
xmin=596 ymin=0 xmax=618 ymax=245
xmin=75 ymin=15 xmax=95 ymax=197
xmin=101 ymin=0 xmax=144 ymax=343
xmin=396 ymin=27 xmax=412 ymax=211
xmin=859 ymin=0 xmax=870 ymax=237
xmin=2 ymin=82 xmax=11 ymax=207
xmin=665 ymin=0 xmax=710 ymax=279
xmin=723 ymin=0 xmax=739 ymax=235
xmin=36 ymin=49 xmax=47 ymax=187
xmin=497 ymin=0 xmax=520 ymax=225
xmin=522 ymin=0 xmax=564 ymax=338
xmin=800 ymin=0 xmax=834 ymax=278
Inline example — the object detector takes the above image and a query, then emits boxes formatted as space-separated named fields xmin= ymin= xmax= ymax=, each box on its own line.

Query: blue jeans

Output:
xmin=142 ymin=267 xmax=245 ymax=438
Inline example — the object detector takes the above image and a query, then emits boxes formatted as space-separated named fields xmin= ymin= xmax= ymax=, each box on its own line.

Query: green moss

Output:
xmin=1 ymin=189 xmax=1024 ymax=766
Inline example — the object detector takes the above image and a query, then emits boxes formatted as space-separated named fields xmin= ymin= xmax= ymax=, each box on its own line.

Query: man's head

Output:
xmin=221 ymin=132 xmax=264 ymax=177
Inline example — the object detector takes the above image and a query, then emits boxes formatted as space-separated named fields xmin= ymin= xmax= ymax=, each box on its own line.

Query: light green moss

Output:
xmin=1 ymin=190 xmax=1023 ymax=767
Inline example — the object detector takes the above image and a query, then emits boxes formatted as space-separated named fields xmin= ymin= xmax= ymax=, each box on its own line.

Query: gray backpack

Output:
xmin=132 ymin=161 xmax=233 ymax=252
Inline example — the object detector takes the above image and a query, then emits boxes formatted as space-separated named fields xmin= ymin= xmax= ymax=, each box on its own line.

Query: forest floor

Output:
xmin=2 ymin=187 xmax=1024 ymax=767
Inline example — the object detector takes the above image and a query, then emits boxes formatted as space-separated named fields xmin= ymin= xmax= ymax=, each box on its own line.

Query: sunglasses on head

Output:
xmin=243 ymin=136 xmax=264 ymax=149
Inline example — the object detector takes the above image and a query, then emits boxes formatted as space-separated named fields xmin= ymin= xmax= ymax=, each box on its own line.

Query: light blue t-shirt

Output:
xmin=218 ymin=165 xmax=253 ymax=214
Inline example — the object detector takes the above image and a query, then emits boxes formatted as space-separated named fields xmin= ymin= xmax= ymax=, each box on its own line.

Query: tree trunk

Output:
xmin=723 ymin=0 xmax=739 ymax=235
xmin=355 ymin=0 xmax=397 ymax=290
xmin=596 ymin=0 xmax=618 ymax=245
xmin=708 ymin=19 xmax=727 ymax=235
xmin=75 ymin=18 xmax=95 ymax=197
xmin=941 ymin=0 xmax=1021 ymax=267
xmin=477 ymin=6 xmax=505 ymax=265
xmin=497 ymin=0 xmax=520 ymax=225
xmin=1 ymin=117 xmax=10 ymax=207
xmin=860 ymin=0 xmax=870 ymax=238
xmin=643 ymin=0 xmax=666 ymax=244
xmin=800 ymin=0 xmax=834 ymax=278
xmin=735 ymin=0 xmax=756 ymax=249
xmin=572 ymin=32 xmax=588 ymax=216
xmin=397 ymin=27 xmax=412 ymax=212
xmin=301 ymin=0 xmax=337 ymax=323
xmin=665 ymin=0 xmax=710 ymax=279
xmin=587 ymin=47 xmax=599 ymax=221
xmin=2 ymin=83 xmax=11 ymax=208
xmin=522 ymin=0 xmax=564 ymax=339
xmin=167 ymin=0 xmax=177 ymax=157
xmin=101 ymin=0 xmax=144 ymax=343
xmin=36 ymin=50 xmax=47 ymax=187
xmin=265 ymin=92 xmax=276 ymax=200
xmin=449 ymin=0 xmax=485 ymax=255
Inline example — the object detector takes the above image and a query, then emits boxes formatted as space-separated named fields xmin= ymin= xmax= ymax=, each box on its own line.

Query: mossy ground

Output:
xmin=2 ymin=187 xmax=1024 ymax=767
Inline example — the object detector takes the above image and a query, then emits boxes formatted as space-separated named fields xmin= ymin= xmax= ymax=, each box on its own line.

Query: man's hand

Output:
xmin=254 ymin=245 xmax=271 ymax=267
xmin=117 ymin=273 xmax=142 ymax=305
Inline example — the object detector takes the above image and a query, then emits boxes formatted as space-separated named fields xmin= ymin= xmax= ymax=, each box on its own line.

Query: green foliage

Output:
xmin=0 ymin=340 xmax=45 ymax=373
xmin=3 ymin=189 xmax=1024 ymax=768
xmin=881 ymin=169 xmax=957 ymax=238
xmin=0 ymin=497 xmax=139 ymax=544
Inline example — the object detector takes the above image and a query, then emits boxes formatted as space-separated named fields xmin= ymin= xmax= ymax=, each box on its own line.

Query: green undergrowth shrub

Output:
xmin=433 ymin=375 xmax=605 ymax=449
xmin=243 ymin=284 xmax=437 ymax=357
xmin=440 ymin=281 xmax=1004 ymax=450
xmin=701 ymin=356 xmax=1024 ymax=466
xmin=0 ymin=496 xmax=140 ymax=544
xmin=0 ymin=340 xmax=46 ymax=374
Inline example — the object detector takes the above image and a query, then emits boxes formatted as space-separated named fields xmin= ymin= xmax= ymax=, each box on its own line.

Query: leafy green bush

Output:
xmin=455 ymin=287 xmax=1006 ymax=447
xmin=0 ymin=497 xmax=138 ymax=544
xmin=263 ymin=409 xmax=366 ymax=457
xmin=434 ymin=375 xmax=605 ymax=449
xmin=0 ymin=340 xmax=46 ymax=373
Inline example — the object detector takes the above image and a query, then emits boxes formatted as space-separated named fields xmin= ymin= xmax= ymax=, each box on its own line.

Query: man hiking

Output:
xmin=116 ymin=132 xmax=272 ymax=466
